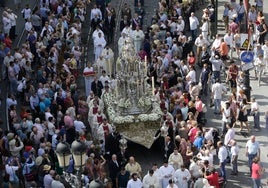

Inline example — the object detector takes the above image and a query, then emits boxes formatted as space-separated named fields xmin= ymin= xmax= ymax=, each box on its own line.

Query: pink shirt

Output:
xmin=195 ymin=100 xmax=203 ymax=112
xmin=251 ymin=163 xmax=261 ymax=179
xmin=189 ymin=127 xmax=198 ymax=143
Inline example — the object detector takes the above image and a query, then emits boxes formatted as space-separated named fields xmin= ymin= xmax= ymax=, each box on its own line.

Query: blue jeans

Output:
xmin=191 ymin=29 xmax=197 ymax=41
xmin=252 ymin=178 xmax=261 ymax=188
xmin=220 ymin=160 xmax=226 ymax=181
xmin=248 ymin=153 xmax=257 ymax=174
xmin=212 ymin=71 xmax=220 ymax=83
xmin=214 ymin=99 xmax=221 ymax=113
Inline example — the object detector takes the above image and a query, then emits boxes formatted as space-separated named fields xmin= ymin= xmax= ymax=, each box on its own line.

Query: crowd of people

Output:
xmin=0 ymin=0 xmax=268 ymax=188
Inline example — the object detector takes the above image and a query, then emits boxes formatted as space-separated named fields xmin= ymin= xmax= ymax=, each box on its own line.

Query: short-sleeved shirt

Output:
xmin=246 ymin=140 xmax=260 ymax=155
xmin=251 ymin=163 xmax=261 ymax=179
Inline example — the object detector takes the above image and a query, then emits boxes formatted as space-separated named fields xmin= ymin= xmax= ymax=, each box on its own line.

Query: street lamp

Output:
xmin=56 ymin=140 xmax=87 ymax=188
xmin=71 ymin=140 xmax=87 ymax=169
xmin=56 ymin=142 xmax=72 ymax=169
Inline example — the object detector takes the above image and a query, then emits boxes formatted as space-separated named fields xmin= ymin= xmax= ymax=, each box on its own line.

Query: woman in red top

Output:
xmin=187 ymin=51 xmax=196 ymax=66
xmin=251 ymin=156 xmax=264 ymax=188
xmin=205 ymin=168 xmax=220 ymax=188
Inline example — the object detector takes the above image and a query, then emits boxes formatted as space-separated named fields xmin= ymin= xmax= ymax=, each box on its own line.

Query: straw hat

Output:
xmin=43 ymin=164 xmax=51 ymax=171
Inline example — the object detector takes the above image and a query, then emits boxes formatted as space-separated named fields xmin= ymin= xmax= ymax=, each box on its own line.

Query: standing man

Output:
xmin=94 ymin=32 xmax=107 ymax=62
xmin=109 ymin=154 xmax=121 ymax=188
xmin=101 ymin=45 xmax=114 ymax=76
xmin=246 ymin=135 xmax=260 ymax=174
xmin=159 ymin=160 xmax=175 ymax=188
xmin=230 ymin=139 xmax=239 ymax=175
xmin=131 ymin=26 xmax=144 ymax=54
xmin=251 ymin=97 xmax=260 ymax=130
xmin=83 ymin=63 xmax=95 ymax=97
xmin=210 ymin=54 xmax=225 ymax=82
xmin=195 ymin=34 xmax=209 ymax=63
xmin=199 ymin=63 xmax=210 ymax=95
xmin=217 ymin=141 xmax=228 ymax=181
xmin=104 ymin=12 xmax=115 ymax=44
xmin=127 ymin=173 xmax=143 ymax=188
xmin=125 ymin=156 xmax=142 ymax=178
xmin=262 ymin=40 xmax=268 ymax=74
xmin=173 ymin=165 xmax=191 ymax=188
xmin=212 ymin=79 xmax=227 ymax=114
xmin=116 ymin=167 xmax=130 ymax=188
xmin=7 ymin=9 xmax=17 ymax=40
xmin=189 ymin=12 xmax=199 ymax=41
xmin=142 ymin=169 xmax=160 ymax=188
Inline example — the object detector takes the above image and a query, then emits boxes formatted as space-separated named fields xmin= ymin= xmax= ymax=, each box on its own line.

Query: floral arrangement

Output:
xmin=102 ymin=91 xmax=162 ymax=125
xmin=148 ymin=113 xmax=162 ymax=121
xmin=138 ymin=114 xmax=148 ymax=122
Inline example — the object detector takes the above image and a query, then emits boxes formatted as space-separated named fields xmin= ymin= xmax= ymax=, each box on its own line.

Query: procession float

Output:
xmin=101 ymin=37 xmax=162 ymax=148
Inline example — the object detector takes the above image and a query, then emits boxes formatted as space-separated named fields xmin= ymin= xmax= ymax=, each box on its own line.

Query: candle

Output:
xmin=145 ymin=55 xmax=147 ymax=63
xmin=137 ymin=80 xmax=139 ymax=98
xmin=151 ymin=77 xmax=155 ymax=96
xmin=116 ymin=79 xmax=119 ymax=98
xmin=144 ymin=61 xmax=147 ymax=76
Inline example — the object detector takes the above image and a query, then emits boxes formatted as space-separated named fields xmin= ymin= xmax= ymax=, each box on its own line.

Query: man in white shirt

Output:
xmin=127 ymin=173 xmax=143 ymax=188
xmin=230 ymin=139 xmax=239 ymax=175
xmin=224 ymin=31 xmax=234 ymax=58
xmin=74 ymin=115 xmax=86 ymax=133
xmin=189 ymin=12 xmax=199 ymax=41
xmin=262 ymin=40 xmax=268 ymax=74
xmin=159 ymin=161 xmax=175 ymax=188
xmin=212 ymin=79 xmax=227 ymax=114
xmin=176 ymin=16 xmax=185 ymax=34
xmin=200 ymin=18 xmax=209 ymax=40
xmin=224 ymin=123 xmax=235 ymax=146
xmin=246 ymin=135 xmax=260 ymax=174
xmin=143 ymin=170 xmax=160 ymax=188
xmin=173 ymin=165 xmax=191 ymax=188
xmin=195 ymin=34 xmax=209 ymax=62
xmin=250 ymin=97 xmax=260 ymax=130
xmin=217 ymin=141 xmax=228 ymax=181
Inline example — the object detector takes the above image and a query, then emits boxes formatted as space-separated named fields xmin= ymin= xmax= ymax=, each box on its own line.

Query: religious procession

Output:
xmin=0 ymin=0 xmax=268 ymax=188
